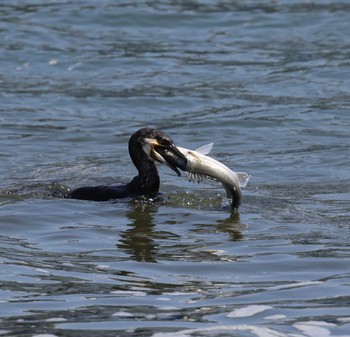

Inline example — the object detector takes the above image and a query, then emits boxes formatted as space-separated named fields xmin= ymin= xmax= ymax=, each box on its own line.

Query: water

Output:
xmin=1 ymin=1 xmax=350 ymax=336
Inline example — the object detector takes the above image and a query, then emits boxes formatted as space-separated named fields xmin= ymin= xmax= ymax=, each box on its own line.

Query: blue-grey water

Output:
xmin=1 ymin=1 xmax=350 ymax=336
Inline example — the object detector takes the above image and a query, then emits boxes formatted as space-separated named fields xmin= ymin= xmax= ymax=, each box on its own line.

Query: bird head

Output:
xmin=136 ymin=128 xmax=187 ymax=176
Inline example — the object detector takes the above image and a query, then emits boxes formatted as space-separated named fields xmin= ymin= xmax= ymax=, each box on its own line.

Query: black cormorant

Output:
xmin=68 ymin=128 xmax=187 ymax=201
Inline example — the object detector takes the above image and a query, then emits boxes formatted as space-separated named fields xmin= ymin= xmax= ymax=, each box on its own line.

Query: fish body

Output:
xmin=177 ymin=144 xmax=250 ymax=209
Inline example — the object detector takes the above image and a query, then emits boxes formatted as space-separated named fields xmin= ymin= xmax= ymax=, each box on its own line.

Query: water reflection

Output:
xmin=216 ymin=212 xmax=245 ymax=241
xmin=118 ymin=202 xmax=245 ymax=263
xmin=118 ymin=204 xmax=159 ymax=263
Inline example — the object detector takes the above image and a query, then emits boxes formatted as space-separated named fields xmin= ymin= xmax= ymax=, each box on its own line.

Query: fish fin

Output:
xmin=236 ymin=172 xmax=251 ymax=188
xmin=194 ymin=143 xmax=213 ymax=155
xmin=185 ymin=172 xmax=220 ymax=185
xmin=185 ymin=172 xmax=208 ymax=183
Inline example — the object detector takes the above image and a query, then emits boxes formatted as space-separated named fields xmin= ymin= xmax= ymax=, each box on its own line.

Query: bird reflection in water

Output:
xmin=117 ymin=203 xmax=245 ymax=263
xmin=118 ymin=203 xmax=159 ymax=263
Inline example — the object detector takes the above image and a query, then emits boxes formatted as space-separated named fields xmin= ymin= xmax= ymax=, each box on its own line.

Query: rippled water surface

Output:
xmin=1 ymin=1 xmax=350 ymax=336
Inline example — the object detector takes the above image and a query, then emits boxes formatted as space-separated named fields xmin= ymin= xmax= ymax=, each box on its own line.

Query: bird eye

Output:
xmin=158 ymin=138 xmax=171 ymax=147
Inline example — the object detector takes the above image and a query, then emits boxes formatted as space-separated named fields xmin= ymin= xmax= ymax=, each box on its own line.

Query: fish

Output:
xmin=177 ymin=143 xmax=250 ymax=209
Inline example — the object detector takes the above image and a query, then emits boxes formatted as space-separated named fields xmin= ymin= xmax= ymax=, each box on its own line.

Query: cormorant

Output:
xmin=68 ymin=128 xmax=187 ymax=201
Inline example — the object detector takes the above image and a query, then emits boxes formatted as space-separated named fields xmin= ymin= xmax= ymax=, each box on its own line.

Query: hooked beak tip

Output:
xmin=153 ymin=144 xmax=187 ymax=175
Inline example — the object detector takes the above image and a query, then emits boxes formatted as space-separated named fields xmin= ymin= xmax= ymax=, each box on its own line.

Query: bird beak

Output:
xmin=143 ymin=138 xmax=188 ymax=176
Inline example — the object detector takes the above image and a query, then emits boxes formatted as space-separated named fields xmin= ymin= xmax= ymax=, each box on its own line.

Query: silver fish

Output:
xmin=177 ymin=143 xmax=250 ymax=209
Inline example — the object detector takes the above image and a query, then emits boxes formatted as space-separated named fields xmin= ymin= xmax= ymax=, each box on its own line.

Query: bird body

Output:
xmin=69 ymin=128 xmax=187 ymax=201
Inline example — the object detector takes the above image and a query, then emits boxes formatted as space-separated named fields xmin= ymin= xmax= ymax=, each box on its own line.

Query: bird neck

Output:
xmin=135 ymin=160 xmax=160 ymax=194
xmin=128 ymin=142 xmax=160 ymax=195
